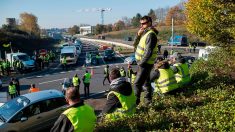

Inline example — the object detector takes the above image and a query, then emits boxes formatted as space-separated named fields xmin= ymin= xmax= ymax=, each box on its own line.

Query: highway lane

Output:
xmin=10 ymin=41 xmax=129 ymax=97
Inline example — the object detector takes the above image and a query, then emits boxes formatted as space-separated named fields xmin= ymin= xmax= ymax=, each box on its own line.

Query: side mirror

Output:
xmin=21 ymin=117 xmax=28 ymax=122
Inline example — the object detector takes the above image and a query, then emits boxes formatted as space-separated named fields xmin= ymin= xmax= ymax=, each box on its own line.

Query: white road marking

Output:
xmin=38 ymin=78 xmax=65 ymax=85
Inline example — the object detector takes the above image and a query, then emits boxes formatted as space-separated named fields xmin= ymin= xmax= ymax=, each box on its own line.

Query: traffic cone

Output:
xmin=91 ymin=68 xmax=94 ymax=76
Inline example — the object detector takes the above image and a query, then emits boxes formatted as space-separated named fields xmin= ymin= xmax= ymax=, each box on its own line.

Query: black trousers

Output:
xmin=10 ymin=93 xmax=16 ymax=99
xmin=134 ymin=64 xmax=153 ymax=105
xmin=84 ymin=83 xmax=90 ymax=97
xmin=103 ymin=76 xmax=110 ymax=85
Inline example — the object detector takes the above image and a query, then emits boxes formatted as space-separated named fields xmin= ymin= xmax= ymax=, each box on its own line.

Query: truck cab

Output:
xmin=60 ymin=46 xmax=78 ymax=65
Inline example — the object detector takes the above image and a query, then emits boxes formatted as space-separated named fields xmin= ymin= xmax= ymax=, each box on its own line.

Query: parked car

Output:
xmin=103 ymin=49 xmax=115 ymax=61
xmin=0 ymin=90 xmax=67 ymax=132
xmin=124 ymin=54 xmax=136 ymax=65
xmin=85 ymin=52 xmax=98 ymax=66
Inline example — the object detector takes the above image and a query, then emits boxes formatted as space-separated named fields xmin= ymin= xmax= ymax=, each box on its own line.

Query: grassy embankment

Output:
xmin=95 ymin=48 xmax=235 ymax=131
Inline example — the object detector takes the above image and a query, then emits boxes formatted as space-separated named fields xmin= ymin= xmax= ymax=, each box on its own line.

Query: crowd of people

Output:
xmin=2 ymin=15 xmax=193 ymax=131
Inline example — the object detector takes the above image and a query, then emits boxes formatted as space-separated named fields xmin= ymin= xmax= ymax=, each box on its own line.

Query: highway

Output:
xmin=1 ymin=41 xmax=130 ymax=99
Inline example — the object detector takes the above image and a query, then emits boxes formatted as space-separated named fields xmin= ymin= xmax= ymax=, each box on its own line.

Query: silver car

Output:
xmin=0 ymin=90 xmax=67 ymax=132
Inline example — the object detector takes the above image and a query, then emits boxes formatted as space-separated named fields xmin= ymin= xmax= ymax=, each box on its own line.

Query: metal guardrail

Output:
xmin=80 ymin=38 xmax=134 ymax=49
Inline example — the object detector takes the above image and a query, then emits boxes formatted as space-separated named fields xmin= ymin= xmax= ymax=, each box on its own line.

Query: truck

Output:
xmin=60 ymin=46 xmax=78 ymax=65
xmin=168 ymin=35 xmax=188 ymax=46
xmin=6 ymin=52 xmax=35 ymax=70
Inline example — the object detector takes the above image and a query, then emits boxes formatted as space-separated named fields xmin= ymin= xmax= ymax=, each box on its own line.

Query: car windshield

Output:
xmin=61 ymin=53 xmax=74 ymax=58
xmin=18 ymin=55 xmax=30 ymax=61
xmin=0 ymin=96 xmax=30 ymax=121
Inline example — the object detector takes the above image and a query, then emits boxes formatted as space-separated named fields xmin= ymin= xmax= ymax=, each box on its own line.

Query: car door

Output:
xmin=39 ymin=97 xmax=67 ymax=129
xmin=6 ymin=101 xmax=45 ymax=132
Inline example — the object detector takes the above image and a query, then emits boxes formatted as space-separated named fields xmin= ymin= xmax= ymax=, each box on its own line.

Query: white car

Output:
xmin=124 ymin=54 xmax=137 ymax=65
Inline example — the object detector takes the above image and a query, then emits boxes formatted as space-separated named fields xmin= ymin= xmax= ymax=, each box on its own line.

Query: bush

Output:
xmin=95 ymin=48 xmax=235 ymax=131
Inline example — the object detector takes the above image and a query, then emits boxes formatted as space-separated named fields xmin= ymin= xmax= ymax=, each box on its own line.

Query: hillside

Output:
xmin=99 ymin=25 xmax=200 ymax=45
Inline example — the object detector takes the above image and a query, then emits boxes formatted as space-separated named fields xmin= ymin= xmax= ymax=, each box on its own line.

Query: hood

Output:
xmin=110 ymin=77 xmax=132 ymax=96
xmin=110 ymin=77 xmax=126 ymax=89
xmin=23 ymin=60 xmax=35 ymax=66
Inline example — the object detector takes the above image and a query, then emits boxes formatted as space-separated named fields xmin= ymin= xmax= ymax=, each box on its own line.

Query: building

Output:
xmin=80 ymin=26 xmax=95 ymax=35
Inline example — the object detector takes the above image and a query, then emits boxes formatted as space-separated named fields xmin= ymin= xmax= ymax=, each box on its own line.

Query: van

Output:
xmin=168 ymin=35 xmax=188 ymax=46
xmin=60 ymin=46 xmax=78 ymax=65
xmin=198 ymin=46 xmax=217 ymax=60
xmin=6 ymin=53 xmax=35 ymax=70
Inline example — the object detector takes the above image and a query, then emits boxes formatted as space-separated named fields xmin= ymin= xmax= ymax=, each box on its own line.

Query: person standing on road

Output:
xmin=127 ymin=65 xmax=133 ymax=83
xmin=102 ymin=68 xmax=136 ymax=121
xmin=82 ymin=70 xmax=91 ymax=97
xmin=50 ymin=87 xmax=97 ymax=132
xmin=62 ymin=56 xmax=67 ymax=70
xmin=8 ymin=81 xmax=16 ymax=99
xmin=133 ymin=16 xmax=158 ymax=105
xmin=72 ymin=74 xmax=81 ymax=90
xmin=163 ymin=49 xmax=169 ymax=60
xmin=13 ymin=78 xmax=20 ymax=96
xmin=29 ymin=84 xmax=40 ymax=93
xmin=103 ymin=65 xmax=110 ymax=85
xmin=119 ymin=67 xmax=126 ymax=77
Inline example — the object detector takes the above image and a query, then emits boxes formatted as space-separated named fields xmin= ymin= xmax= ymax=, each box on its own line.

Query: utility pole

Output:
xmin=171 ymin=17 xmax=174 ymax=49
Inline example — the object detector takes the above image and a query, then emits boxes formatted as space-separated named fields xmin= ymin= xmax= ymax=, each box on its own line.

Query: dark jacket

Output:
xmin=102 ymin=77 xmax=132 ymax=114
xmin=133 ymin=27 xmax=158 ymax=67
xmin=50 ymin=100 xmax=84 ymax=132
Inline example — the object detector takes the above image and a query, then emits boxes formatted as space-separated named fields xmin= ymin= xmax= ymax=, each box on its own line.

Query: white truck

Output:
xmin=198 ymin=46 xmax=217 ymax=60
xmin=60 ymin=46 xmax=78 ymax=65
xmin=6 ymin=52 xmax=35 ymax=70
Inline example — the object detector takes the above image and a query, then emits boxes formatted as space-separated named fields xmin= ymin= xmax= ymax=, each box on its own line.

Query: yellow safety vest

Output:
xmin=154 ymin=69 xmax=179 ymax=93
xmin=135 ymin=30 xmax=158 ymax=64
xmin=73 ymin=77 xmax=79 ymax=86
xmin=84 ymin=73 xmax=91 ymax=83
xmin=174 ymin=63 xmax=191 ymax=87
xmin=105 ymin=90 xmax=136 ymax=121
xmin=9 ymin=85 xmax=16 ymax=94
xmin=131 ymin=74 xmax=136 ymax=85
xmin=120 ymin=69 xmax=126 ymax=77
xmin=63 ymin=104 xmax=97 ymax=132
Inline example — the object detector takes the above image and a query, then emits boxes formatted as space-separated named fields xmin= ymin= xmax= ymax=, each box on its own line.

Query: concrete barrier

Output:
xmin=80 ymin=38 xmax=134 ymax=49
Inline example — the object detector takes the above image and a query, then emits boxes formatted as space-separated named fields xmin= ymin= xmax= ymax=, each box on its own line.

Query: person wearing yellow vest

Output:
xmin=172 ymin=57 xmax=191 ymax=88
xmin=29 ymin=84 xmax=40 ymax=93
xmin=102 ymin=68 xmax=136 ymax=121
xmin=133 ymin=16 xmax=158 ymax=105
xmin=61 ymin=56 xmax=67 ymax=70
xmin=103 ymin=65 xmax=110 ymax=85
xmin=119 ymin=67 xmax=126 ymax=77
xmin=8 ymin=81 xmax=17 ymax=99
xmin=127 ymin=65 xmax=133 ymax=83
xmin=150 ymin=60 xmax=179 ymax=94
xmin=51 ymin=87 xmax=97 ymax=132
xmin=131 ymin=71 xmax=137 ymax=85
xmin=82 ymin=70 xmax=91 ymax=97
xmin=73 ymin=74 xmax=81 ymax=89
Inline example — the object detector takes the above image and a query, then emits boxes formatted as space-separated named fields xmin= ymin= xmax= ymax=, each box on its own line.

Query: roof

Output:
xmin=22 ymin=90 xmax=64 ymax=104
xmin=7 ymin=53 xmax=27 ymax=56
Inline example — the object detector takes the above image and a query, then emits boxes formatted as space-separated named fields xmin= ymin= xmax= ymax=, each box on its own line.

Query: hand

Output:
xmin=137 ymin=28 xmax=144 ymax=36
